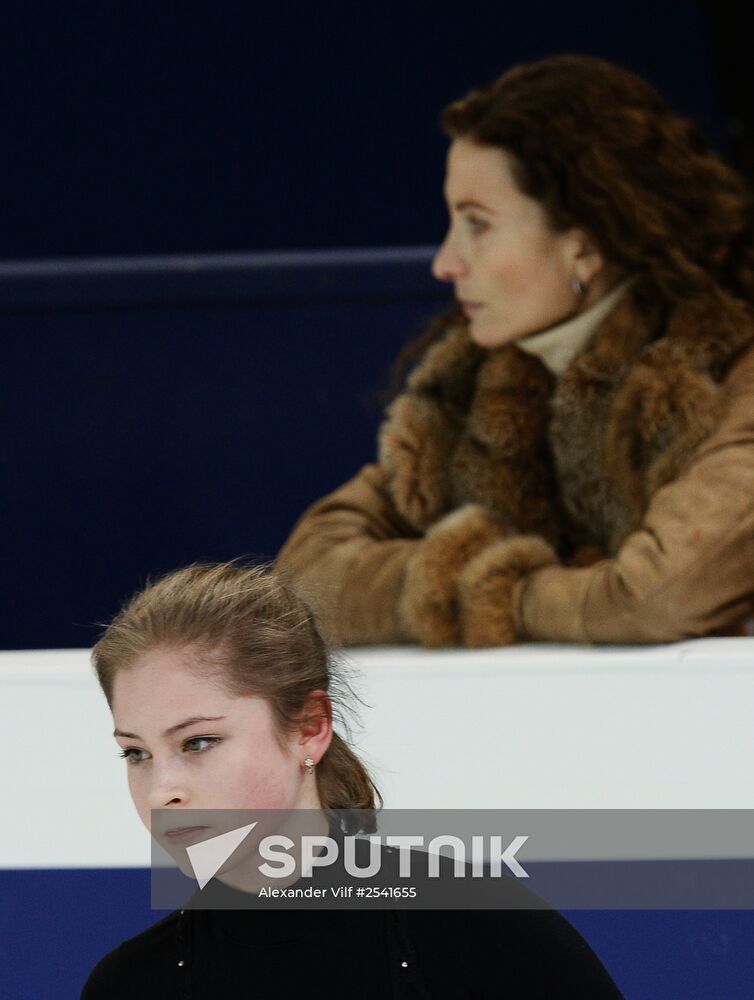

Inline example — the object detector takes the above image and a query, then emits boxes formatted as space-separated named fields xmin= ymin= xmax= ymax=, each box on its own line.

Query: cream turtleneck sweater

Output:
xmin=516 ymin=279 xmax=632 ymax=376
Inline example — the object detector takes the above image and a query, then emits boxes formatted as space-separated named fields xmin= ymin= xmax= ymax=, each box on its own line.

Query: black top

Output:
xmin=81 ymin=844 xmax=624 ymax=999
xmin=81 ymin=904 xmax=625 ymax=999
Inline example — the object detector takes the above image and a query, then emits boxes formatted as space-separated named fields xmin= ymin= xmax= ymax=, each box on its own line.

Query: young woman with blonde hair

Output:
xmin=81 ymin=562 xmax=622 ymax=997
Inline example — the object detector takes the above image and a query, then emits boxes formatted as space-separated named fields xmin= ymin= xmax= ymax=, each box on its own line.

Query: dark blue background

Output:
xmin=0 ymin=248 xmax=446 ymax=648
xmin=2 ymin=2 xmax=723 ymax=259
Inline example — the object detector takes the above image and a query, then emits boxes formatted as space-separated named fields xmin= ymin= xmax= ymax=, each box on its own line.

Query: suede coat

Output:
xmin=277 ymin=280 xmax=754 ymax=646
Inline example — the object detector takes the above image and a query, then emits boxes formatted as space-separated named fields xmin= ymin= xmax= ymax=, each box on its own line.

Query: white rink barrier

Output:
xmin=2 ymin=638 xmax=753 ymax=869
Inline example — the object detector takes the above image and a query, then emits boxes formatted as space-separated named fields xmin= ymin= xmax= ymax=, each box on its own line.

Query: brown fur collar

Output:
xmin=379 ymin=281 xmax=754 ymax=558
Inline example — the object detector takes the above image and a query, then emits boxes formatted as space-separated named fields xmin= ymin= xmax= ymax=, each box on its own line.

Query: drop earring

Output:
xmin=304 ymin=756 xmax=315 ymax=775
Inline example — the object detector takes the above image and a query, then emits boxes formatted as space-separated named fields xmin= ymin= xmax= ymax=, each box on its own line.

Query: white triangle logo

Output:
xmin=185 ymin=822 xmax=258 ymax=889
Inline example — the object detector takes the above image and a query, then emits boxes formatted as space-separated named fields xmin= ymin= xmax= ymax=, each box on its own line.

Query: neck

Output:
xmin=516 ymin=277 xmax=634 ymax=376
xmin=216 ymin=807 xmax=331 ymax=895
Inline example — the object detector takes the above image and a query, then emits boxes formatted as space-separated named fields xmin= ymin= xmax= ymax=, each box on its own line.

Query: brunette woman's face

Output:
xmin=111 ymin=645 xmax=327 ymax=832
xmin=432 ymin=138 xmax=601 ymax=348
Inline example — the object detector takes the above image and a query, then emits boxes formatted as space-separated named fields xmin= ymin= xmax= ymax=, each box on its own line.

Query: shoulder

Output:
xmin=80 ymin=911 xmax=180 ymax=999
xmin=372 ymin=847 xmax=623 ymax=996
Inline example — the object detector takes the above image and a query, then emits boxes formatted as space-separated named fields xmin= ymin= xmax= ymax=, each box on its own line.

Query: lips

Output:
xmin=162 ymin=825 xmax=211 ymax=845
xmin=459 ymin=299 xmax=483 ymax=316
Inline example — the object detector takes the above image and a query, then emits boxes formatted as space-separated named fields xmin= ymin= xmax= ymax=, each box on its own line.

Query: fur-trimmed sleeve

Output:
xmin=516 ymin=344 xmax=754 ymax=643
xmin=275 ymin=464 xmax=421 ymax=644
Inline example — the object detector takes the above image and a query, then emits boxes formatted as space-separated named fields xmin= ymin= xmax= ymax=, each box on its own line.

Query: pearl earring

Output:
xmin=304 ymin=756 xmax=315 ymax=775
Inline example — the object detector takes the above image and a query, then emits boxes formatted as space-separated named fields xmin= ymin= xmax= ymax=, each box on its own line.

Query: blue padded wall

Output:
xmin=1 ymin=249 xmax=446 ymax=649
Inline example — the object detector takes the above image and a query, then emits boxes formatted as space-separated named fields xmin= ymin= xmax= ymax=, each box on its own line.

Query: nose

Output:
xmin=149 ymin=785 xmax=188 ymax=810
xmin=431 ymin=231 xmax=466 ymax=283
xmin=146 ymin=761 xmax=191 ymax=810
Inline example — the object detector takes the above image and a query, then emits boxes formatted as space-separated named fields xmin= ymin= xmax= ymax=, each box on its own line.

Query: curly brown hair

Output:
xmin=395 ymin=53 xmax=754 ymax=380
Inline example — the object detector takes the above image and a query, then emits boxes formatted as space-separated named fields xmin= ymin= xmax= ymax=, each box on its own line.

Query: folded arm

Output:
xmin=275 ymin=464 xmax=422 ymax=644
xmin=278 ymin=350 xmax=754 ymax=647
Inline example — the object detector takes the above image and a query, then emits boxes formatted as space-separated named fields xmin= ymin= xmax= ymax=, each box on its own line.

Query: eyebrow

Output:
xmin=113 ymin=716 xmax=227 ymax=740
xmin=452 ymin=199 xmax=496 ymax=214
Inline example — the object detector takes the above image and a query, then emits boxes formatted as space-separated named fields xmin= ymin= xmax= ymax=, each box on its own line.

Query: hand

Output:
xmin=400 ymin=504 xmax=557 ymax=648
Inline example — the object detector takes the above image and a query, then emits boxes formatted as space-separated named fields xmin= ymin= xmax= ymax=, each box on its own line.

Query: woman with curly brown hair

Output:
xmin=277 ymin=53 xmax=754 ymax=648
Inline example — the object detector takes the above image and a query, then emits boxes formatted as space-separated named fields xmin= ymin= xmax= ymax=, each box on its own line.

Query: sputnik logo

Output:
xmin=185 ymin=822 xmax=258 ymax=889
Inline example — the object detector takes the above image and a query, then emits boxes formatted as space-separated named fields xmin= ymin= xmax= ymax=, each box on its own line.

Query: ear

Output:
xmin=295 ymin=690 xmax=333 ymax=764
xmin=565 ymin=227 xmax=607 ymax=288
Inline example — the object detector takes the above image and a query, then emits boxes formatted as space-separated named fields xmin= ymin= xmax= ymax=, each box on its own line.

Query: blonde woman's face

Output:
xmin=432 ymin=138 xmax=595 ymax=348
xmin=111 ymin=646 xmax=322 ymax=833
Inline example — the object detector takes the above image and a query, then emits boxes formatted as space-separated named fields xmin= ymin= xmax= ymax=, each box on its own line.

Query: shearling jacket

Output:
xmin=276 ymin=279 xmax=754 ymax=646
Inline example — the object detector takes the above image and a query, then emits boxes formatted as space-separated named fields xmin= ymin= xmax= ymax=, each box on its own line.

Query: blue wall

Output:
xmin=1 ymin=248 xmax=446 ymax=648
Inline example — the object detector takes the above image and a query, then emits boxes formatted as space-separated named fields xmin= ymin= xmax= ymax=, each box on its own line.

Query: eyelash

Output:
xmin=118 ymin=736 xmax=222 ymax=765
xmin=466 ymin=215 xmax=489 ymax=234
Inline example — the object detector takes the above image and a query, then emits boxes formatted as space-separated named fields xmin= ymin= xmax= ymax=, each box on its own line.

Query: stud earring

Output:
xmin=572 ymin=277 xmax=588 ymax=296
xmin=304 ymin=756 xmax=315 ymax=775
